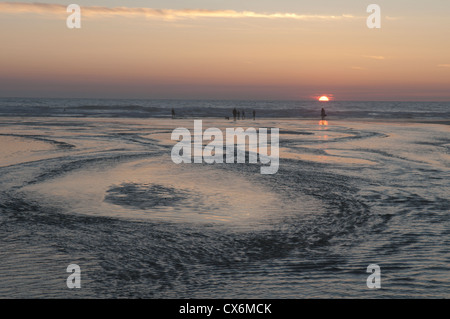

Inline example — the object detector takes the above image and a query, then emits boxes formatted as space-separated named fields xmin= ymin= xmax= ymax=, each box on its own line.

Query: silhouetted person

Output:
xmin=242 ymin=111 xmax=245 ymax=120
xmin=171 ymin=108 xmax=175 ymax=119
xmin=252 ymin=110 xmax=256 ymax=120
xmin=232 ymin=108 xmax=237 ymax=121
xmin=321 ymin=108 xmax=327 ymax=120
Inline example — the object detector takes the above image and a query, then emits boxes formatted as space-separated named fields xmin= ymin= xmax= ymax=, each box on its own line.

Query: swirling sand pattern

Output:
xmin=0 ymin=117 xmax=449 ymax=298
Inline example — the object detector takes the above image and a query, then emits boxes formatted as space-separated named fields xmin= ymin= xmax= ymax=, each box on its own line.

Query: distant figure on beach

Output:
xmin=253 ymin=110 xmax=256 ymax=120
xmin=171 ymin=108 xmax=175 ymax=119
xmin=242 ymin=111 xmax=245 ymax=120
xmin=233 ymin=108 xmax=237 ymax=121
xmin=321 ymin=108 xmax=327 ymax=120
xmin=237 ymin=110 xmax=241 ymax=120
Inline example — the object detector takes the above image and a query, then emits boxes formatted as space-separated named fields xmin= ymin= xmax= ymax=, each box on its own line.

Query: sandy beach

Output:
xmin=0 ymin=116 xmax=448 ymax=298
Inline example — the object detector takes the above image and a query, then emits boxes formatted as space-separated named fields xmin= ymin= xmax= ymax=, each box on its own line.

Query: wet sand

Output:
xmin=0 ymin=116 xmax=449 ymax=298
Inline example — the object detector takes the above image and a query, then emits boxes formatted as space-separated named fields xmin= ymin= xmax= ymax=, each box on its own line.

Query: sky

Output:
xmin=1 ymin=0 xmax=450 ymax=101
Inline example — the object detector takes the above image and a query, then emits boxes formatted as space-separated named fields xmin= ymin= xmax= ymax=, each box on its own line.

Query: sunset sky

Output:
xmin=1 ymin=0 xmax=450 ymax=100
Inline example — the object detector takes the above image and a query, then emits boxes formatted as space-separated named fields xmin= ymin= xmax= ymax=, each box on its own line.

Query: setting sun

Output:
xmin=319 ymin=96 xmax=330 ymax=102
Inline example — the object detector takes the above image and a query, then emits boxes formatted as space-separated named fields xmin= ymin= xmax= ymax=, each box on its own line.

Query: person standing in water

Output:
xmin=253 ymin=110 xmax=256 ymax=120
xmin=232 ymin=108 xmax=237 ymax=121
xmin=171 ymin=108 xmax=175 ymax=119
xmin=321 ymin=108 xmax=327 ymax=120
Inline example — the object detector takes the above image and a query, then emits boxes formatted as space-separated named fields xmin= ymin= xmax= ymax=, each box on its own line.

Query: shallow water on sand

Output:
xmin=0 ymin=117 xmax=448 ymax=298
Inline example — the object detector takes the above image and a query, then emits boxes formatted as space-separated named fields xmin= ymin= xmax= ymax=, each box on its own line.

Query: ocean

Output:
xmin=0 ymin=98 xmax=448 ymax=298
xmin=0 ymin=97 xmax=449 ymax=120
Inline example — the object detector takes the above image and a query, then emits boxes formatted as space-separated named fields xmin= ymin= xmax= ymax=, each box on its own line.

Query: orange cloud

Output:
xmin=0 ymin=2 xmax=359 ymax=21
xmin=363 ymin=55 xmax=386 ymax=60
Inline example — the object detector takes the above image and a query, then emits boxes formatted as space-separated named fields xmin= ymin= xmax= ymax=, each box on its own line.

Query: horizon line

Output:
xmin=1 ymin=96 xmax=449 ymax=103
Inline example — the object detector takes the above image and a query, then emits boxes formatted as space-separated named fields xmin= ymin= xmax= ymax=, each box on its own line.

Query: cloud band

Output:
xmin=0 ymin=2 xmax=358 ymax=21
